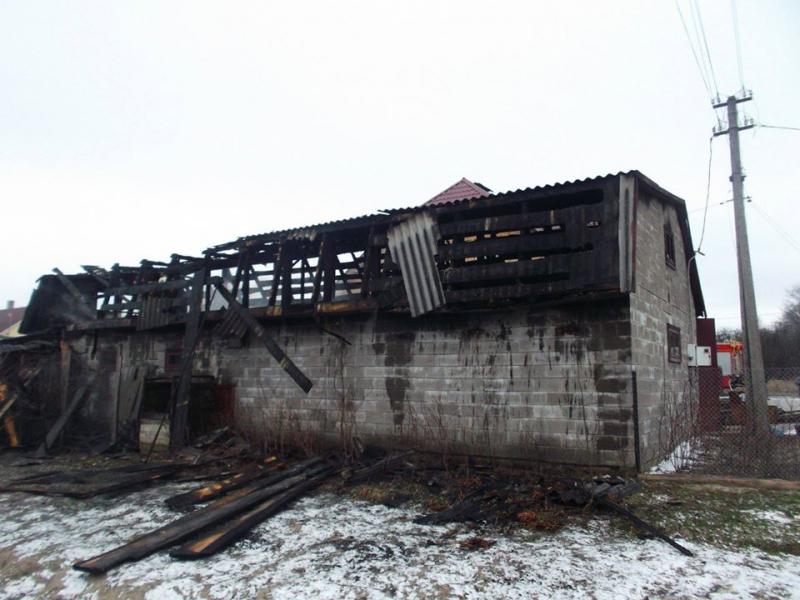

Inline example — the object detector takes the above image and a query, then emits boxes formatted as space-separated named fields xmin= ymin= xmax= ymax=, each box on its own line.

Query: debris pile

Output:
xmin=409 ymin=469 xmax=693 ymax=556
xmin=0 ymin=447 xmax=694 ymax=577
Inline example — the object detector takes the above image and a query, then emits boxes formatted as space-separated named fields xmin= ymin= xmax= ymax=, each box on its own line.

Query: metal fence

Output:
xmin=652 ymin=366 xmax=800 ymax=480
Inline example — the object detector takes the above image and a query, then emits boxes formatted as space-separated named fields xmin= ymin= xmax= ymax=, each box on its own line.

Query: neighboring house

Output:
xmin=3 ymin=171 xmax=706 ymax=469
xmin=0 ymin=302 xmax=26 ymax=338
xmin=425 ymin=177 xmax=492 ymax=206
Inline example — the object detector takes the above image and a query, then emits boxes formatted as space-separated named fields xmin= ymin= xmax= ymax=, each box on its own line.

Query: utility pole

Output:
xmin=713 ymin=92 xmax=770 ymax=438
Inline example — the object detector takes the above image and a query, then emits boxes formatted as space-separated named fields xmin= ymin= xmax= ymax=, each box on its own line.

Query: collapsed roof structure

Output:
xmin=1 ymin=171 xmax=705 ymax=469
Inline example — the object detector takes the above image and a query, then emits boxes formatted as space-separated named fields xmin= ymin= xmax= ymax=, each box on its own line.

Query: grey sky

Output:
xmin=1 ymin=1 xmax=798 ymax=329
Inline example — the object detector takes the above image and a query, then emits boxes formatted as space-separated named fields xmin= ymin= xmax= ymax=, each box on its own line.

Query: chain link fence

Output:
xmin=652 ymin=366 xmax=800 ymax=480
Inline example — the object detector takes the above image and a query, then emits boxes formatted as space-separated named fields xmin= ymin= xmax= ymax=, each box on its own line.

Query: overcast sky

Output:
xmin=1 ymin=1 xmax=798 ymax=329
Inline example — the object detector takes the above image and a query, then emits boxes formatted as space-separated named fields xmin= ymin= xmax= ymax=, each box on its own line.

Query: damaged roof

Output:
xmin=206 ymin=170 xmax=704 ymax=315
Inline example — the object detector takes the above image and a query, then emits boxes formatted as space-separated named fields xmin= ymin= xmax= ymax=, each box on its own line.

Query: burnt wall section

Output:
xmin=222 ymin=298 xmax=634 ymax=467
xmin=48 ymin=299 xmax=638 ymax=466
xmin=630 ymin=189 xmax=698 ymax=468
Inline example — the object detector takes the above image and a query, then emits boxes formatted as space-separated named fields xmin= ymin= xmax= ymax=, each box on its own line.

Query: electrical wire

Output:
xmin=695 ymin=135 xmax=715 ymax=253
xmin=758 ymin=124 xmax=800 ymax=132
xmin=730 ymin=0 xmax=746 ymax=89
xmin=674 ymin=0 xmax=714 ymax=100
xmin=691 ymin=0 xmax=720 ymax=99
xmin=749 ymin=202 xmax=800 ymax=256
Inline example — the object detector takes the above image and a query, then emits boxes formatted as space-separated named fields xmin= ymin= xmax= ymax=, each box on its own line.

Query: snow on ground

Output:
xmin=769 ymin=395 xmax=800 ymax=413
xmin=744 ymin=509 xmax=796 ymax=526
xmin=1 ymin=482 xmax=799 ymax=599
xmin=649 ymin=440 xmax=698 ymax=474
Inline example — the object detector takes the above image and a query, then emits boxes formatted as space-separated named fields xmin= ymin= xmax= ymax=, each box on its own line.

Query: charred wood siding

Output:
xmin=432 ymin=187 xmax=620 ymax=306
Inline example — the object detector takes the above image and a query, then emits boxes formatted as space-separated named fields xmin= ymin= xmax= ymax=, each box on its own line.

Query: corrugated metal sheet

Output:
xmin=208 ymin=172 xmax=635 ymax=251
xmin=386 ymin=212 xmax=445 ymax=317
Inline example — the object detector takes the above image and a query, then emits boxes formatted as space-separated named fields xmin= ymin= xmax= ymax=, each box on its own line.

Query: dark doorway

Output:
xmin=139 ymin=376 xmax=234 ymax=450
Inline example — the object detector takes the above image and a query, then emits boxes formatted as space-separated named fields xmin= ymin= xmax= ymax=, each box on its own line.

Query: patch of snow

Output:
xmin=649 ymin=439 xmax=698 ymax=474
xmin=772 ymin=423 xmax=800 ymax=436
xmin=1 ymin=484 xmax=800 ymax=599
xmin=744 ymin=509 xmax=795 ymax=525
xmin=769 ymin=395 xmax=800 ymax=412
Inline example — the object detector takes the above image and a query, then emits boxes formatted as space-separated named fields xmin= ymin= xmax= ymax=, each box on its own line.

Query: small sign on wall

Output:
xmin=667 ymin=324 xmax=682 ymax=363
xmin=687 ymin=344 xmax=712 ymax=367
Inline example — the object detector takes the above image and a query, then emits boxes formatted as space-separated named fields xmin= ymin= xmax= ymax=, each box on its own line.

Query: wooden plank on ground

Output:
xmin=2 ymin=464 xmax=184 ymax=498
xmin=73 ymin=458 xmax=325 ymax=574
xmin=170 ymin=467 xmax=337 ymax=559
xmin=164 ymin=459 xmax=281 ymax=508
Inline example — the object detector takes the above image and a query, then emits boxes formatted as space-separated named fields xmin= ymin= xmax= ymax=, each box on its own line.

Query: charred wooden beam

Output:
xmin=213 ymin=281 xmax=313 ymax=393
xmin=440 ymin=257 xmax=572 ymax=284
xmin=322 ymin=238 xmax=337 ymax=302
xmin=35 ymin=383 xmax=89 ymax=457
xmin=164 ymin=460 xmax=281 ymax=508
xmin=171 ymin=466 xmax=337 ymax=559
xmin=280 ymin=253 xmax=294 ymax=308
xmin=73 ymin=458 xmax=325 ymax=573
xmin=104 ymin=280 xmax=191 ymax=295
xmin=438 ymin=235 xmax=589 ymax=261
xmin=169 ymin=270 xmax=206 ymax=451
xmin=444 ymin=279 xmax=576 ymax=303
xmin=268 ymin=243 xmax=284 ymax=307
xmin=438 ymin=203 xmax=604 ymax=237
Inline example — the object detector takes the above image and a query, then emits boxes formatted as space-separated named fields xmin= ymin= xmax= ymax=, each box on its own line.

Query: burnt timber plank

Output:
xmin=438 ymin=203 xmax=604 ymax=237
xmin=231 ymin=251 xmax=248 ymax=301
xmin=440 ymin=257 xmax=573 ymax=284
xmin=438 ymin=234 xmax=592 ymax=261
xmin=280 ymin=253 xmax=294 ymax=308
xmin=214 ymin=283 xmax=313 ymax=393
xmin=268 ymin=243 xmax=284 ymax=307
xmin=322 ymin=239 xmax=337 ymax=302
xmin=73 ymin=459 xmax=325 ymax=574
xmin=35 ymin=383 xmax=89 ymax=457
xmin=170 ymin=466 xmax=337 ymax=559
xmin=105 ymin=280 xmax=191 ymax=295
xmin=170 ymin=270 xmax=205 ymax=450
xmin=164 ymin=459 xmax=281 ymax=508
xmin=445 ymin=279 xmax=619 ymax=303
xmin=315 ymin=298 xmax=377 ymax=315
xmin=3 ymin=464 xmax=185 ymax=498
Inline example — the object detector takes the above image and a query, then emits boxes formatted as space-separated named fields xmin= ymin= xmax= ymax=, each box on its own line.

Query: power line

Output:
xmin=691 ymin=0 xmax=720 ymax=98
xmin=759 ymin=124 xmax=800 ymax=132
xmin=695 ymin=135 xmax=715 ymax=253
xmin=749 ymin=202 xmax=800 ymax=256
xmin=674 ymin=0 xmax=714 ymax=100
xmin=730 ymin=0 xmax=746 ymax=88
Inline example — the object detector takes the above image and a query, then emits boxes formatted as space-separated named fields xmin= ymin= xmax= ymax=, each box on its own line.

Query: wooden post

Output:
xmin=170 ymin=270 xmax=205 ymax=450
xmin=311 ymin=235 xmax=327 ymax=305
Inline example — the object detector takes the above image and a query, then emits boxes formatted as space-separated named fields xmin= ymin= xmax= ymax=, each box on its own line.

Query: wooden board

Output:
xmin=73 ymin=459 xmax=325 ymax=573
xmin=170 ymin=467 xmax=336 ymax=559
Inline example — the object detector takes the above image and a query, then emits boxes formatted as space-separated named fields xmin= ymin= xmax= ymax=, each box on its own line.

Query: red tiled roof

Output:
xmin=424 ymin=178 xmax=491 ymax=206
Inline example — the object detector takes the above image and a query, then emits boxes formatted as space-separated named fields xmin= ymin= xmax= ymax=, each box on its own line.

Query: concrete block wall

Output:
xmin=630 ymin=192 xmax=697 ymax=467
xmin=216 ymin=298 xmax=636 ymax=467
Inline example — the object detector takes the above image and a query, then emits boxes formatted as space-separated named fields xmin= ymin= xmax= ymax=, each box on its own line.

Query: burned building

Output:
xmin=0 ymin=171 xmax=705 ymax=469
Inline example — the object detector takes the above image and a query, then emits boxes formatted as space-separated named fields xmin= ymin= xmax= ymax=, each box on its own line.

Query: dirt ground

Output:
xmin=0 ymin=452 xmax=799 ymax=599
